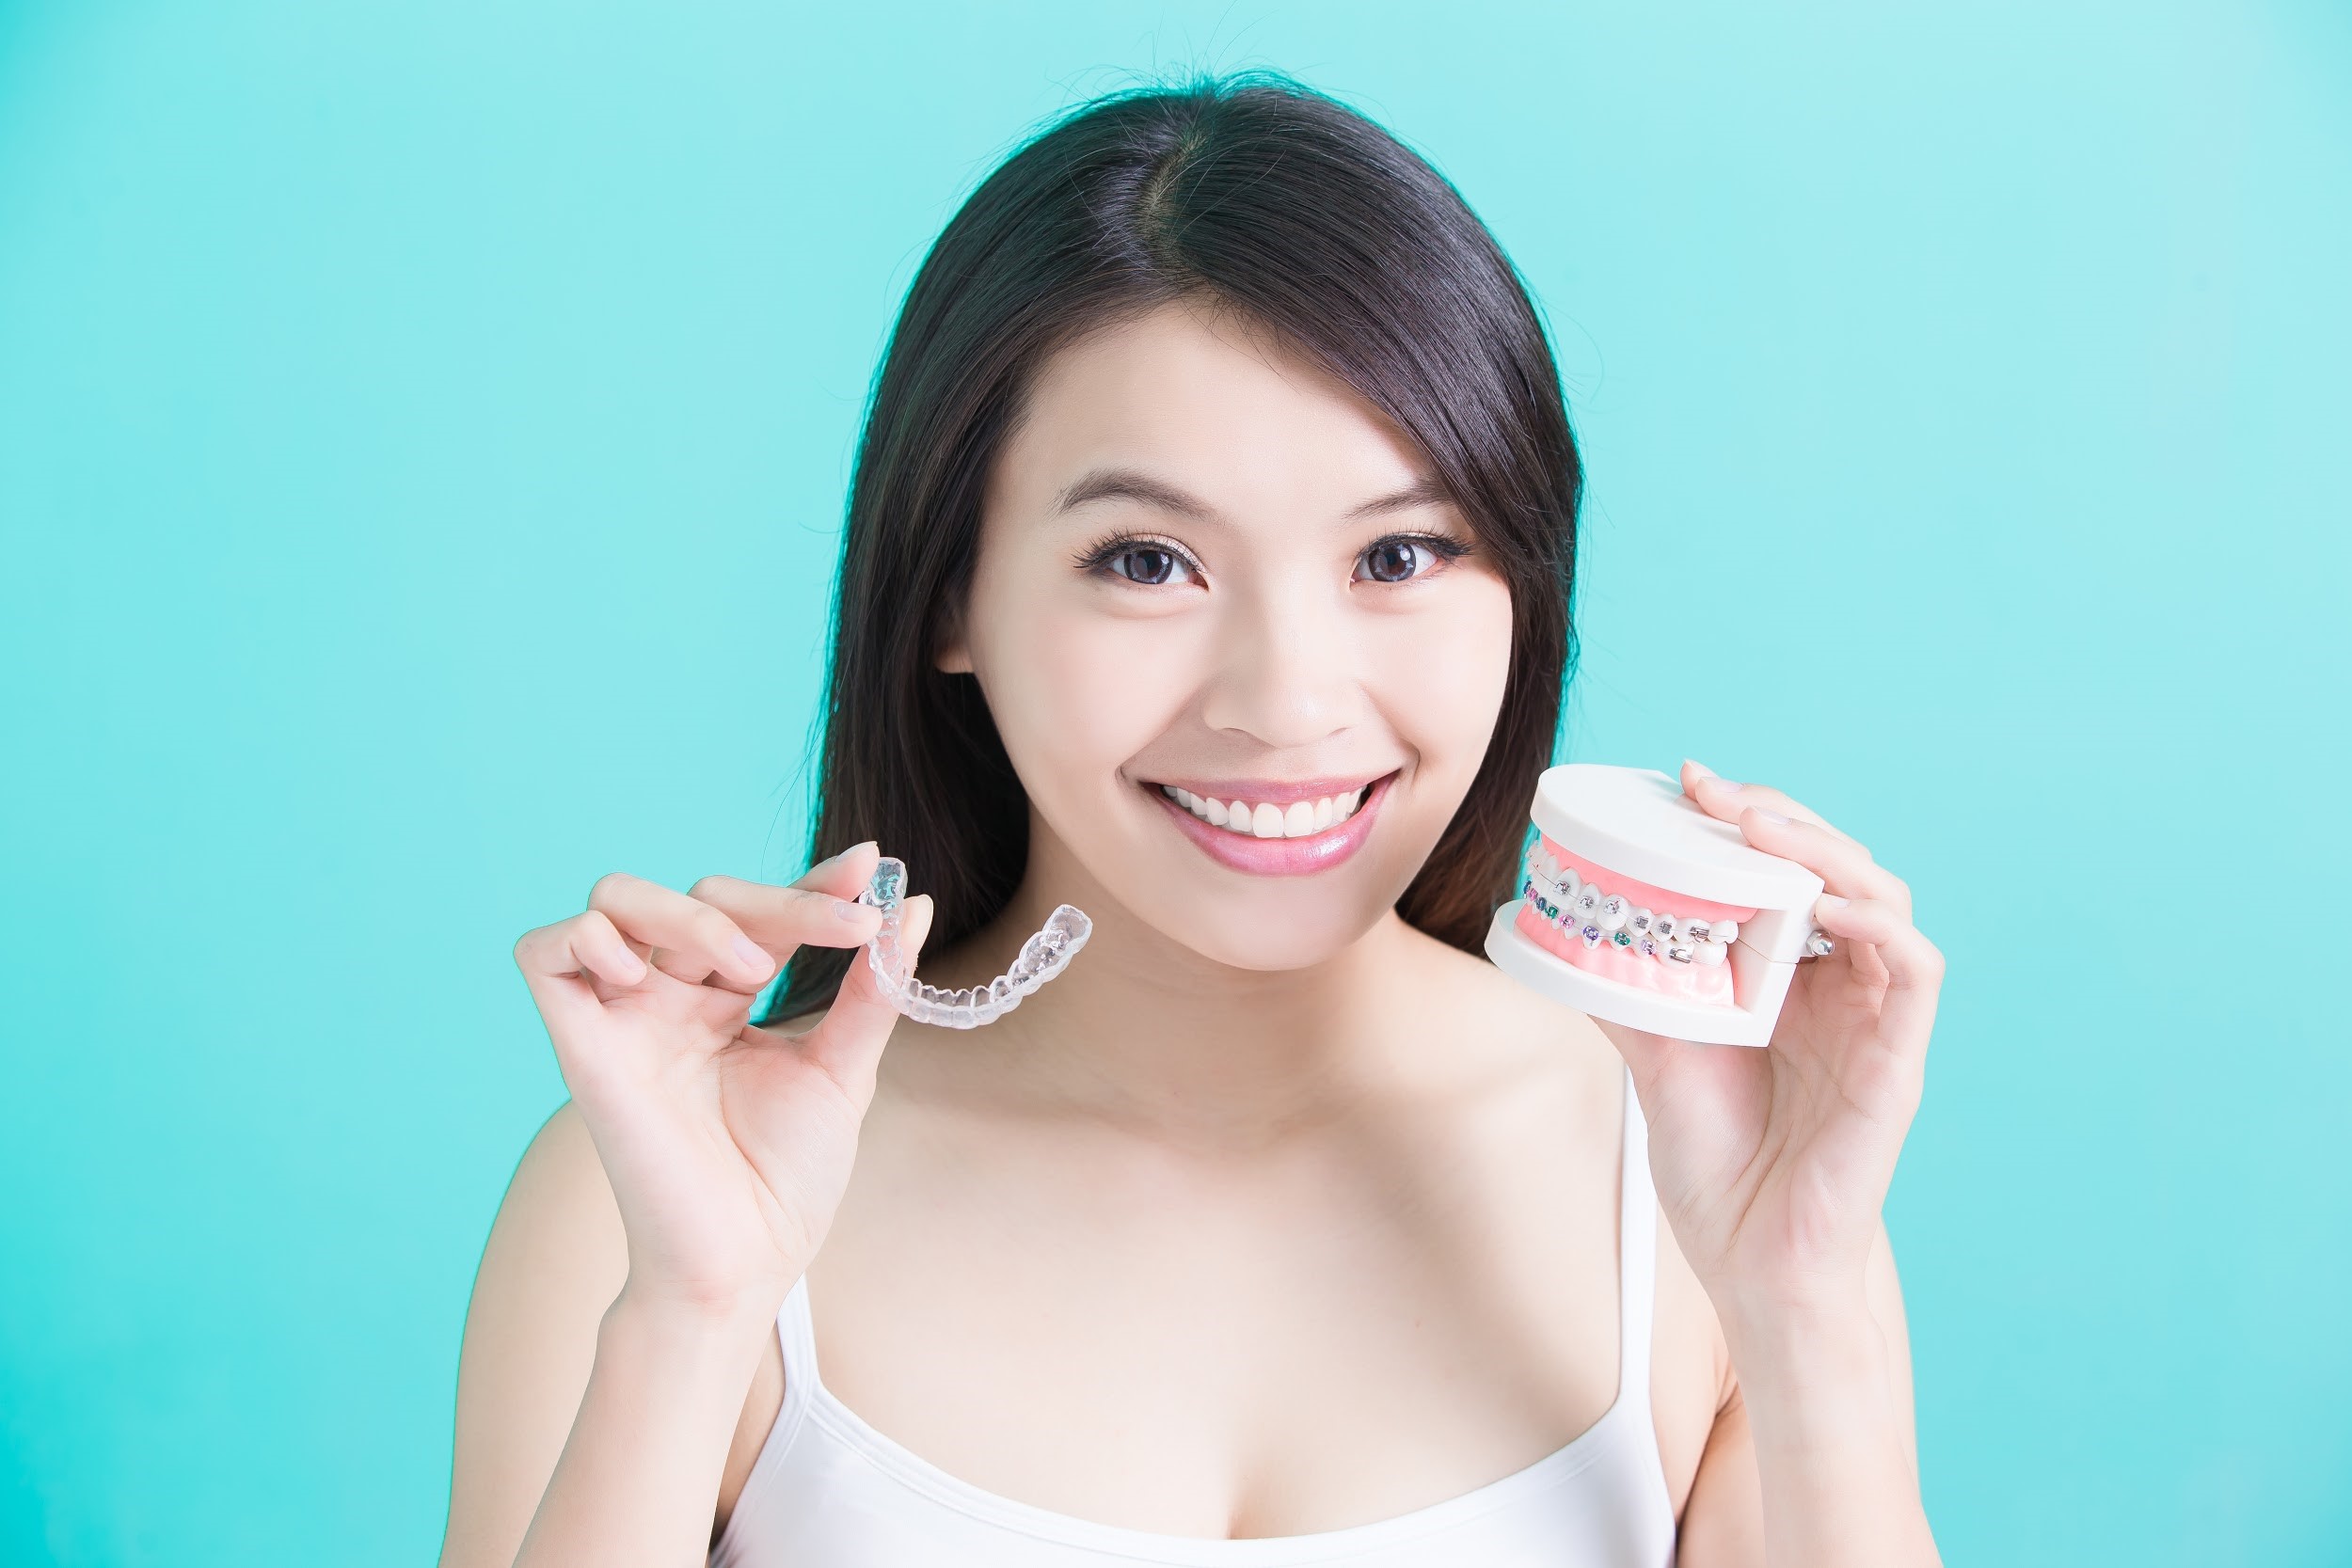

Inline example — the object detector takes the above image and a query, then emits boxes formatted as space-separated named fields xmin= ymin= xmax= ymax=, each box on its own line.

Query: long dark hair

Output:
xmin=760 ymin=72 xmax=1580 ymax=1025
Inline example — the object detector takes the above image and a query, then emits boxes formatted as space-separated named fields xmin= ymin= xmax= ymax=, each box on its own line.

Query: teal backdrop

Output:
xmin=3 ymin=2 xmax=2346 ymax=1562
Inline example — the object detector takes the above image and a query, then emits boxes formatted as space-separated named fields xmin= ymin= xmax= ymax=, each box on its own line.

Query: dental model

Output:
xmin=856 ymin=855 xmax=1092 ymax=1028
xmin=1484 ymin=765 xmax=1833 ymax=1047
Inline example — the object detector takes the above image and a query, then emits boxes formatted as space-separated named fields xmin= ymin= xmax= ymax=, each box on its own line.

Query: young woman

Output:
xmin=438 ymin=77 xmax=1944 ymax=1568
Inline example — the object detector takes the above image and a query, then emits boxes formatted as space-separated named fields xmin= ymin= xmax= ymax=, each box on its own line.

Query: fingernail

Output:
xmin=1756 ymin=808 xmax=1789 ymax=824
xmin=834 ymin=898 xmax=872 ymax=921
xmin=1818 ymin=894 xmax=1850 ymax=911
xmin=1683 ymin=759 xmax=1716 ymax=780
xmin=732 ymin=935 xmax=773 ymax=975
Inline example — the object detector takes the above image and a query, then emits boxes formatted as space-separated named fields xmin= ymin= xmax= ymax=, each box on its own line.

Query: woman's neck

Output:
xmin=907 ymin=839 xmax=1457 ymax=1149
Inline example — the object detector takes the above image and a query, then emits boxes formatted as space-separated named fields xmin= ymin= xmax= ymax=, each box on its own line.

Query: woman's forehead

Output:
xmin=997 ymin=304 xmax=1436 ymax=524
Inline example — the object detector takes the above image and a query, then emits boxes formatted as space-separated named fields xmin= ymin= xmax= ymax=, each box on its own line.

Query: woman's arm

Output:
xmin=1601 ymin=761 xmax=1945 ymax=1566
xmin=437 ymin=1105 xmax=773 ymax=1568
xmin=439 ymin=845 xmax=929 ymax=1568
xmin=1677 ymin=1221 xmax=1926 ymax=1568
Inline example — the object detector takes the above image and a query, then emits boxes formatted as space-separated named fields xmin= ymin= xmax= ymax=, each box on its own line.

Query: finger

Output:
xmin=586 ymin=871 xmax=776 ymax=992
xmin=901 ymin=890 xmax=934 ymax=955
xmin=1679 ymin=760 xmax=1859 ymax=845
xmin=1590 ymin=1015 xmax=1675 ymax=1096
xmin=516 ymin=908 xmax=649 ymax=988
xmin=1733 ymin=807 xmax=1912 ymax=919
xmin=512 ymin=911 xmax=646 ymax=1038
xmin=1810 ymin=894 xmax=1946 ymax=1058
xmin=690 ymin=874 xmax=884 ymax=966
xmin=799 ymin=892 xmax=933 ymax=1101
xmin=792 ymin=840 xmax=882 ymax=901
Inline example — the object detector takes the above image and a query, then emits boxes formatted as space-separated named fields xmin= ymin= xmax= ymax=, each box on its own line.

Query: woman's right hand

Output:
xmin=510 ymin=841 xmax=929 ymax=1319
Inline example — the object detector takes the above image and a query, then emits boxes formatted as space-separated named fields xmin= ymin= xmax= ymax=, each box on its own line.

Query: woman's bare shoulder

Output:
xmin=502 ymin=1102 xmax=626 ymax=1256
xmin=439 ymin=1104 xmax=628 ymax=1566
xmin=1392 ymin=917 xmax=1623 ymax=1074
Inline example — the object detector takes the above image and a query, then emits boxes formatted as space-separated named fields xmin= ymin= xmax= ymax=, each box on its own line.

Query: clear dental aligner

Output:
xmin=1515 ymin=836 xmax=1755 ymax=1007
xmin=1159 ymin=783 xmax=1368 ymax=839
xmin=856 ymin=856 xmax=1092 ymax=1028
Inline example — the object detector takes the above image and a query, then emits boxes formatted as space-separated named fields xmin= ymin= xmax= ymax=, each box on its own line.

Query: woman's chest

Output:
xmin=761 ymin=1105 xmax=1695 ymax=1540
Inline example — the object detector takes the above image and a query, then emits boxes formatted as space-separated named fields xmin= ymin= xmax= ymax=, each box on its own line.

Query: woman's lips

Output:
xmin=1147 ymin=771 xmax=1396 ymax=876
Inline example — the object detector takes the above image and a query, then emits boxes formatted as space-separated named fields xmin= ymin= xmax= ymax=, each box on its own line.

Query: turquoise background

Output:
xmin=3 ymin=1 xmax=2346 ymax=1562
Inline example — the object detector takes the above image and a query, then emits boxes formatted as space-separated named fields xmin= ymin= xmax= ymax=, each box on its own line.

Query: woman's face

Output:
xmin=942 ymin=302 xmax=1516 ymax=971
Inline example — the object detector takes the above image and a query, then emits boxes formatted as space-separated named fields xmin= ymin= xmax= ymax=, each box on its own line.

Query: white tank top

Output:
xmin=711 ymin=1065 xmax=1676 ymax=1567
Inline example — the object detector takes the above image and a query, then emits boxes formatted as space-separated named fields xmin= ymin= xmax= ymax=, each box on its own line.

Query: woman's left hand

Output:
xmin=1593 ymin=759 xmax=1945 ymax=1317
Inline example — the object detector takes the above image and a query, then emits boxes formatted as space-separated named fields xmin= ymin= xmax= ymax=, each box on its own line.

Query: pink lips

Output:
xmin=1149 ymin=771 xmax=1395 ymax=876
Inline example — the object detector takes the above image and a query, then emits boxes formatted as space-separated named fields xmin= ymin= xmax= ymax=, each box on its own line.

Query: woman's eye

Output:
xmin=1109 ymin=546 xmax=1190 ymax=586
xmin=1357 ymin=538 xmax=1437 ymax=584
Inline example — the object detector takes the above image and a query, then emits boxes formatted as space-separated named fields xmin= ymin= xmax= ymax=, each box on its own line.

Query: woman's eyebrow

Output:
xmin=1343 ymin=474 xmax=1450 ymax=520
xmin=1055 ymin=468 xmax=1214 ymax=518
xmin=1056 ymin=468 xmax=1451 ymax=523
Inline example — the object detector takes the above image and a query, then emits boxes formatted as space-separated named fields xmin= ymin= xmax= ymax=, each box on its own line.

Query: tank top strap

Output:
xmin=775 ymin=1272 xmax=821 ymax=1430
xmin=1615 ymin=1064 xmax=1659 ymax=1416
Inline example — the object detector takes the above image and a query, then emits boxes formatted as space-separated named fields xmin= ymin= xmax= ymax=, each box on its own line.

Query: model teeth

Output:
xmin=1521 ymin=845 xmax=1742 ymax=971
xmin=1161 ymin=783 xmax=1371 ymax=839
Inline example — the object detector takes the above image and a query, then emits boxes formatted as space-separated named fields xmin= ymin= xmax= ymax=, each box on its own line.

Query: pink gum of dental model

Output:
xmin=1514 ymin=836 xmax=1758 ymax=1008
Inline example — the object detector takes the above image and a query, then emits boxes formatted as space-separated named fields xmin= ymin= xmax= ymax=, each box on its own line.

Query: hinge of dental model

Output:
xmin=855 ymin=855 xmax=1092 ymax=1028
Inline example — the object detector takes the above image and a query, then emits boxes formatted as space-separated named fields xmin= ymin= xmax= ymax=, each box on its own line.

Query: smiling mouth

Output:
xmin=1138 ymin=769 xmax=1399 ymax=876
xmin=1151 ymin=781 xmax=1373 ymax=839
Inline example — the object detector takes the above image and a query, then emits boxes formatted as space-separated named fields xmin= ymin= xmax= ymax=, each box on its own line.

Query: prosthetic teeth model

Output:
xmin=1485 ymin=766 xmax=1833 ymax=1048
xmin=857 ymin=855 xmax=1091 ymax=1028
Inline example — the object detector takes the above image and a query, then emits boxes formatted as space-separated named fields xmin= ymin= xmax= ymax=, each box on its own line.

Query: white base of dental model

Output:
xmin=1485 ymin=765 xmax=1830 ymax=1048
xmin=856 ymin=856 xmax=1092 ymax=1028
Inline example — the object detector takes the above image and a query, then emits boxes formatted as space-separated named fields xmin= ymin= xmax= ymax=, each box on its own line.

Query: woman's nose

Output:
xmin=1195 ymin=577 xmax=1359 ymax=750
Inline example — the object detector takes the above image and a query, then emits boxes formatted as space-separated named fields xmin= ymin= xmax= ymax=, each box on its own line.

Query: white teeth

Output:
xmin=1683 ymin=917 xmax=1712 ymax=944
xmin=1556 ymin=866 xmax=1581 ymax=903
xmin=1176 ymin=788 xmax=1377 ymax=838
xmin=1652 ymin=911 xmax=1680 ymax=942
xmin=1597 ymin=894 xmax=1629 ymax=932
xmin=1572 ymin=884 xmax=1603 ymax=921
xmin=1628 ymin=906 xmax=1654 ymax=939
xmin=1711 ymin=919 xmax=1738 ymax=945
xmin=1693 ymin=938 xmax=1727 ymax=967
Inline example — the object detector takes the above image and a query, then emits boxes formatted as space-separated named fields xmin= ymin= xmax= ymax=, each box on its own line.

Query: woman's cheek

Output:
xmin=1375 ymin=586 xmax=1515 ymax=787
xmin=990 ymin=607 xmax=1193 ymax=809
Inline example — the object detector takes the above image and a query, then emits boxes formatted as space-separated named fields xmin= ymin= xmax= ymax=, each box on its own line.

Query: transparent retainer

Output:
xmin=855 ymin=856 xmax=1092 ymax=1028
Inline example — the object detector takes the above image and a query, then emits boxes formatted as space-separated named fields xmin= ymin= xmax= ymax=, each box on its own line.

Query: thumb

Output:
xmin=1591 ymin=1017 xmax=1676 ymax=1111
xmin=800 ymin=893 xmax=930 ymax=1101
